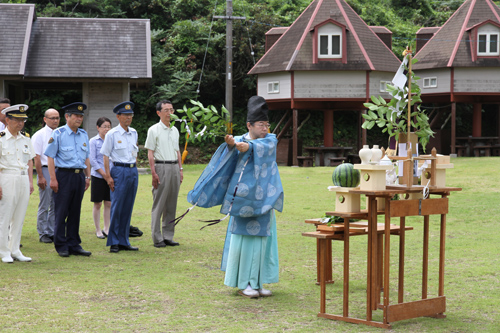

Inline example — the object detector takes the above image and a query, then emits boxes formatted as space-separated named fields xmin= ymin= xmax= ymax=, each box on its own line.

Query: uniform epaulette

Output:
xmin=20 ymin=130 xmax=30 ymax=137
xmin=0 ymin=131 xmax=5 ymax=137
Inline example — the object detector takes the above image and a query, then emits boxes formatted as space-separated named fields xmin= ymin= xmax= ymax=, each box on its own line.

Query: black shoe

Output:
xmin=40 ymin=235 xmax=53 ymax=243
xmin=70 ymin=248 xmax=92 ymax=256
xmin=96 ymin=232 xmax=105 ymax=239
xmin=129 ymin=225 xmax=143 ymax=237
xmin=110 ymin=245 xmax=120 ymax=253
xmin=164 ymin=239 xmax=180 ymax=246
xmin=118 ymin=244 xmax=139 ymax=251
xmin=58 ymin=251 xmax=70 ymax=257
xmin=102 ymin=231 xmax=107 ymax=237
xmin=154 ymin=242 xmax=167 ymax=248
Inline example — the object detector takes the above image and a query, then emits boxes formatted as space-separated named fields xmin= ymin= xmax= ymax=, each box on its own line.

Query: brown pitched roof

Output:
xmin=265 ymin=27 xmax=289 ymax=36
xmin=25 ymin=17 xmax=151 ymax=80
xmin=369 ymin=26 xmax=392 ymax=34
xmin=414 ymin=0 xmax=500 ymax=70
xmin=0 ymin=4 xmax=35 ymax=76
xmin=248 ymin=0 xmax=400 ymax=75
xmin=416 ymin=27 xmax=440 ymax=34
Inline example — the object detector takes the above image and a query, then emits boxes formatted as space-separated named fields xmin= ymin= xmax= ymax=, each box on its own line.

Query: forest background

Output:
xmin=12 ymin=0 xmax=498 ymax=160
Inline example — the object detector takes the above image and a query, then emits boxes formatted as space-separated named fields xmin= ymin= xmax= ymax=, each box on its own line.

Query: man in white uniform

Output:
xmin=0 ymin=104 xmax=35 ymax=263
xmin=32 ymin=108 xmax=61 ymax=243
xmin=0 ymin=98 xmax=10 ymax=132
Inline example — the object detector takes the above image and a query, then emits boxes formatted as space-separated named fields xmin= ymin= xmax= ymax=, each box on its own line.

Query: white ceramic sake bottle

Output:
xmin=359 ymin=145 xmax=372 ymax=165
xmin=371 ymin=145 xmax=383 ymax=164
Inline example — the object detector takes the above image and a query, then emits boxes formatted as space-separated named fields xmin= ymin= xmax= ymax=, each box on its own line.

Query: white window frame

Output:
xmin=477 ymin=24 xmax=499 ymax=56
xmin=423 ymin=77 xmax=438 ymax=88
xmin=379 ymin=81 xmax=391 ymax=92
xmin=318 ymin=24 xmax=342 ymax=59
xmin=267 ymin=81 xmax=280 ymax=94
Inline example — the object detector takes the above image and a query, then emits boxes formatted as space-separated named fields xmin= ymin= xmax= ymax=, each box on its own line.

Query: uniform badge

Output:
xmin=125 ymin=104 xmax=131 ymax=110
xmin=83 ymin=143 xmax=87 ymax=147
xmin=20 ymin=106 xmax=25 ymax=112
xmin=78 ymin=105 xmax=83 ymax=111
xmin=49 ymin=138 xmax=54 ymax=143
xmin=118 ymin=140 xmax=122 ymax=143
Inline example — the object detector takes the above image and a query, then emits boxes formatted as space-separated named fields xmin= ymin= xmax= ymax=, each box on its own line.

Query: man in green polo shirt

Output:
xmin=145 ymin=100 xmax=183 ymax=248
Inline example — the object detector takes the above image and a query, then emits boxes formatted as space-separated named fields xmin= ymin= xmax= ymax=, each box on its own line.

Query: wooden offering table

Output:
xmin=304 ymin=217 xmax=413 ymax=286
xmin=303 ymin=185 xmax=461 ymax=329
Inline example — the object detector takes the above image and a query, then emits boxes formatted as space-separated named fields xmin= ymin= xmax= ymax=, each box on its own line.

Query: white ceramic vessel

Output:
xmin=371 ymin=145 xmax=383 ymax=164
xmin=359 ymin=145 xmax=372 ymax=165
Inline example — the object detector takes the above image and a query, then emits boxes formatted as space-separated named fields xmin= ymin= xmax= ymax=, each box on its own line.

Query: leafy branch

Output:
xmin=170 ymin=100 xmax=232 ymax=143
xmin=362 ymin=58 xmax=434 ymax=151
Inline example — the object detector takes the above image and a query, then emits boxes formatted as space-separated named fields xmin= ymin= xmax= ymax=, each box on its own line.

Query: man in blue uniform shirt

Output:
xmin=101 ymin=101 xmax=139 ymax=253
xmin=44 ymin=102 xmax=92 ymax=257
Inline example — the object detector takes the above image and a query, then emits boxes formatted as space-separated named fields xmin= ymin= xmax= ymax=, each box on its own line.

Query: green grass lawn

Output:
xmin=2 ymin=157 xmax=499 ymax=332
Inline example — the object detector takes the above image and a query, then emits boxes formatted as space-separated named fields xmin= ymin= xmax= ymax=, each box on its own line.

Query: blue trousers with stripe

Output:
xmin=106 ymin=166 xmax=138 ymax=247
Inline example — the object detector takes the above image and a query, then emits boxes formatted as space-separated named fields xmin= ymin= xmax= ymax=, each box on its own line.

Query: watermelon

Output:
xmin=332 ymin=163 xmax=360 ymax=187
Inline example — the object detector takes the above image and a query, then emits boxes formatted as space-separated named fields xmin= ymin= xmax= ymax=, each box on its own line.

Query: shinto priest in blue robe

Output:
xmin=187 ymin=133 xmax=284 ymax=290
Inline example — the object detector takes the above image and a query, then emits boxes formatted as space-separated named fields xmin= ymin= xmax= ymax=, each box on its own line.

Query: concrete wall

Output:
xmin=294 ymin=71 xmax=366 ymax=98
xmin=454 ymin=67 xmax=500 ymax=93
xmin=257 ymin=72 xmax=292 ymax=99
xmin=368 ymin=71 xmax=394 ymax=99
xmin=82 ymin=82 xmax=129 ymax=137
xmin=415 ymin=68 xmax=451 ymax=94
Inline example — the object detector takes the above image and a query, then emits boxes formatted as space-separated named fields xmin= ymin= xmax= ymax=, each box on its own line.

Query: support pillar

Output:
xmin=497 ymin=105 xmax=500 ymax=138
xmin=451 ymin=103 xmax=456 ymax=154
xmin=362 ymin=109 xmax=367 ymax=146
xmin=292 ymin=109 xmax=298 ymax=166
xmin=472 ymin=103 xmax=482 ymax=137
xmin=324 ymin=110 xmax=334 ymax=147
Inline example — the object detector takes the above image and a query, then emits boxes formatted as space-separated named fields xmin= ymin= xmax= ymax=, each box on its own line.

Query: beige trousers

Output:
xmin=151 ymin=163 xmax=180 ymax=244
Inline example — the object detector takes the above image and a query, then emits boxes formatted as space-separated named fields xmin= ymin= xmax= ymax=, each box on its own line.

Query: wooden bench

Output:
xmin=329 ymin=156 xmax=347 ymax=166
xmin=473 ymin=145 xmax=491 ymax=157
xmin=454 ymin=145 xmax=467 ymax=156
xmin=492 ymin=145 xmax=500 ymax=156
xmin=297 ymin=156 xmax=313 ymax=167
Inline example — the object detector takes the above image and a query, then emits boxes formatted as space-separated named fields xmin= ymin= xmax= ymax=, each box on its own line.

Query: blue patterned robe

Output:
xmin=188 ymin=133 xmax=283 ymax=237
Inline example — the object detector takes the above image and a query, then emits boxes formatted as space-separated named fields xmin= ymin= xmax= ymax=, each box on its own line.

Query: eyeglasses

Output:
xmin=162 ymin=108 xmax=175 ymax=112
xmin=255 ymin=123 xmax=271 ymax=129
xmin=120 ymin=114 xmax=134 ymax=118
xmin=100 ymin=126 xmax=111 ymax=129
xmin=46 ymin=117 xmax=60 ymax=120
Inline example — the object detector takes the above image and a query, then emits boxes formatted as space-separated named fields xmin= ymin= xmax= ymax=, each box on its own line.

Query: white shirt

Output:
xmin=0 ymin=122 xmax=5 ymax=132
xmin=0 ymin=128 xmax=36 ymax=171
xmin=31 ymin=125 xmax=54 ymax=166
xmin=144 ymin=121 xmax=179 ymax=161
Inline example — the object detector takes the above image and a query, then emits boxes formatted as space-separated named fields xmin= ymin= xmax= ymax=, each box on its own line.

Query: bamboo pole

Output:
xmin=407 ymin=48 xmax=412 ymax=151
